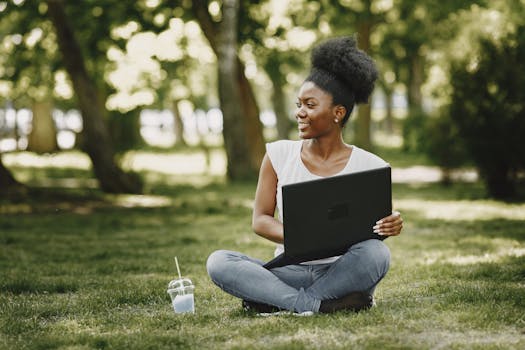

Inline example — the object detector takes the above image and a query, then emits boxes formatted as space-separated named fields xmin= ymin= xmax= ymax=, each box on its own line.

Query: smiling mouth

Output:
xmin=298 ymin=122 xmax=309 ymax=130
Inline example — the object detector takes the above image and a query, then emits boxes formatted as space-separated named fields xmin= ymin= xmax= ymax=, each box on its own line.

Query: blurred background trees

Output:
xmin=1 ymin=0 xmax=524 ymax=199
xmin=447 ymin=25 xmax=525 ymax=198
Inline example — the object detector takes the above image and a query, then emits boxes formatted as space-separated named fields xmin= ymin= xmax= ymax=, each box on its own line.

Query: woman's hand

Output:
xmin=373 ymin=211 xmax=403 ymax=237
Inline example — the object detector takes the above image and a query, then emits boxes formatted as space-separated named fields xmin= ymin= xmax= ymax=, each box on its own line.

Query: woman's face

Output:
xmin=295 ymin=81 xmax=340 ymax=139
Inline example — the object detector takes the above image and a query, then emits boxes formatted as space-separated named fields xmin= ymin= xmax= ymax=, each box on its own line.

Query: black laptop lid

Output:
xmin=281 ymin=166 xmax=392 ymax=261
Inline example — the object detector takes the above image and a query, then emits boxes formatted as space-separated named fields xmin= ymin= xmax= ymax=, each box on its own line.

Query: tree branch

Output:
xmin=191 ymin=0 xmax=219 ymax=53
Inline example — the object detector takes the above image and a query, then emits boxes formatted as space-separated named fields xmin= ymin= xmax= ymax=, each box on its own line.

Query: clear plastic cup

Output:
xmin=167 ymin=278 xmax=195 ymax=314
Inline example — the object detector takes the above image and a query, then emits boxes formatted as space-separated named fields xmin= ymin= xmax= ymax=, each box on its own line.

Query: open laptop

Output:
xmin=264 ymin=166 xmax=392 ymax=269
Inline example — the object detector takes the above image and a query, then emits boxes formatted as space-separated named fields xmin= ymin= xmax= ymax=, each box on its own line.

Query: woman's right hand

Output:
xmin=373 ymin=211 xmax=403 ymax=237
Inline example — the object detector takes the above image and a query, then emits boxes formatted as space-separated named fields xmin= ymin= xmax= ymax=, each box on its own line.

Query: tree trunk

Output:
xmin=28 ymin=99 xmax=57 ymax=153
xmin=217 ymin=0 xmax=253 ymax=179
xmin=191 ymin=0 xmax=264 ymax=179
xmin=236 ymin=61 xmax=265 ymax=172
xmin=46 ymin=0 xmax=142 ymax=193
xmin=172 ymin=99 xmax=187 ymax=146
xmin=269 ymin=72 xmax=292 ymax=140
xmin=355 ymin=20 xmax=373 ymax=150
xmin=107 ymin=109 xmax=143 ymax=153
xmin=384 ymin=88 xmax=394 ymax=134
xmin=485 ymin=167 xmax=516 ymax=200
xmin=408 ymin=53 xmax=424 ymax=113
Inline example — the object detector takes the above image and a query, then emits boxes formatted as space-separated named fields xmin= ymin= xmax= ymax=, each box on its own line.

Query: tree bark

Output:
xmin=172 ymin=99 xmax=187 ymax=146
xmin=28 ymin=99 xmax=57 ymax=153
xmin=217 ymin=0 xmax=253 ymax=179
xmin=46 ymin=0 xmax=142 ymax=193
xmin=272 ymin=78 xmax=292 ymax=140
xmin=408 ymin=53 xmax=424 ymax=112
xmin=355 ymin=20 xmax=373 ymax=150
xmin=191 ymin=0 xmax=264 ymax=179
xmin=384 ymin=88 xmax=394 ymax=134
xmin=236 ymin=62 xmax=265 ymax=171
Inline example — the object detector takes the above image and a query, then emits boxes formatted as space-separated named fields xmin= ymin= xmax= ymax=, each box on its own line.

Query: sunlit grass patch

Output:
xmin=3 ymin=151 xmax=92 ymax=170
xmin=396 ymin=198 xmax=525 ymax=221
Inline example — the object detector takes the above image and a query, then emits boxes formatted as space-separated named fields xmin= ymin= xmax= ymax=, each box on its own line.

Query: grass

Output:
xmin=1 ymin=149 xmax=525 ymax=349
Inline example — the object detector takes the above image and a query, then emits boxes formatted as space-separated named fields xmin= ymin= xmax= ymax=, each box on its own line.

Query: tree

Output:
xmin=191 ymin=0 xmax=265 ymax=180
xmin=377 ymin=0 xmax=486 ymax=151
xmin=243 ymin=1 xmax=321 ymax=141
xmin=0 ymin=1 xmax=59 ymax=154
xmin=318 ymin=0 xmax=392 ymax=150
xmin=447 ymin=26 xmax=525 ymax=199
xmin=28 ymin=100 xmax=57 ymax=153
xmin=0 ymin=0 xmax=147 ymax=193
xmin=216 ymin=0 xmax=253 ymax=179
xmin=46 ymin=0 xmax=142 ymax=193
xmin=263 ymin=54 xmax=295 ymax=140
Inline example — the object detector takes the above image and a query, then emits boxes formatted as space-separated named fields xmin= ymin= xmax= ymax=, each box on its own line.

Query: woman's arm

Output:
xmin=252 ymin=154 xmax=284 ymax=244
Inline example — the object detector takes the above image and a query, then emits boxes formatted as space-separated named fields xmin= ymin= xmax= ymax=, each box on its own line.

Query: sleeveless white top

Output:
xmin=266 ymin=140 xmax=389 ymax=264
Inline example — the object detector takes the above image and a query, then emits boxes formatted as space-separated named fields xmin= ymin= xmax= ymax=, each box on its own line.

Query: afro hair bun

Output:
xmin=311 ymin=36 xmax=378 ymax=104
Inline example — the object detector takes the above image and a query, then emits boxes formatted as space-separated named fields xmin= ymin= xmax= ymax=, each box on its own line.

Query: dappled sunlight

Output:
xmin=396 ymin=198 xmax=525 ymax=221
xmin=228 ymin=327 xmax=353 ymax=349
xmin=445 ymin=247 xmax=525 ymax=265
xmin=3 ymin=150 xmax=227 ymax=177
xmin=399 ymin=329 xmax=524 ymax=349
xmin=109 ymin=194 xmax=172 ymax=208
xmin=122 ymin=150 xmax=226 ymax=176
xmin=392 ymin=166 xmax=477 ymax=183
xmin=423 ymin=246 xmax=525 ymax=266
xmin=0 ymin=192 xmax=173 ymax=214
xmin=3 ymin=151 xmax=91 ymax=169
xmin=52 ymin=319 xmax=97 ymax=336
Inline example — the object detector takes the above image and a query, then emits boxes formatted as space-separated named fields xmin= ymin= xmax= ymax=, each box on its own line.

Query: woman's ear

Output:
xmin=334 ymin=105 xmax=346 ymax=119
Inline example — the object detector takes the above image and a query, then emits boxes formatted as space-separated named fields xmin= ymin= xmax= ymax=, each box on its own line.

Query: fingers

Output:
xmin=373 ymin=211 xmax=403 ymax=237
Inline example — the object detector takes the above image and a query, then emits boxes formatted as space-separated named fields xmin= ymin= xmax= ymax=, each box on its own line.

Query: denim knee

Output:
xmin=207 ymin=250 xmax=226 ymax=282
xmin=360 ymin=239 xmax=391 ymax=274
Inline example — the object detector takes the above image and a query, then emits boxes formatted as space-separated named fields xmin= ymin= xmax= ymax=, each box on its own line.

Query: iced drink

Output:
xmin=167 ymin=278 xmax=195 ymax=314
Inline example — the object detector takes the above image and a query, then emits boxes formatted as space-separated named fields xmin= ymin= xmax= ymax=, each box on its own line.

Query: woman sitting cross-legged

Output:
xmin=206 ymin=36 xmax=403 ymax=315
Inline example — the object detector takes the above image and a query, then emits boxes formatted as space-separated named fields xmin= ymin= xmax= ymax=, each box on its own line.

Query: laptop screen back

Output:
xmin=281 ymin=166 xmax=392 ymax=260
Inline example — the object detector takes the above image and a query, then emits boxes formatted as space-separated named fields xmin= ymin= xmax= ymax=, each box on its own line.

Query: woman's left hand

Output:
xmin=373 ymin=211 xmax=403 ymax=237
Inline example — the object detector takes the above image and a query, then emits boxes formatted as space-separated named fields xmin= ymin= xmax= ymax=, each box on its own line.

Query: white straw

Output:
xmin=174 ymin=256 xmax=182 ymax=280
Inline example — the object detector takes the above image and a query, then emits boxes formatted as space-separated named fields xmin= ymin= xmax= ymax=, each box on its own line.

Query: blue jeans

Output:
xmin=206 ymin=239 xmax=390 ymax=313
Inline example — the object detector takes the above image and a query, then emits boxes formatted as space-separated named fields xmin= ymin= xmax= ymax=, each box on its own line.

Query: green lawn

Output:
xmin=1 ymin=150 xmax=524 ymax=349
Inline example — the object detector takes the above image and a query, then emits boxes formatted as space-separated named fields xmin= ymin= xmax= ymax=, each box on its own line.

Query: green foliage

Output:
xmin=420 ymin=112 xmax=470 ymax=183
xmin=401 ymin=109 xmax=427 ymax=153
xmin=448 ymin=26 xmax=525 ymax=199
xmin=107 ymin=110 xmax=144 ymax=154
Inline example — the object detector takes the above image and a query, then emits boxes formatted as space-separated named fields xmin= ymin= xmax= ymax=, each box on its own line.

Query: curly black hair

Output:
xmin=305 ymin=36 xmax=378 ymax=125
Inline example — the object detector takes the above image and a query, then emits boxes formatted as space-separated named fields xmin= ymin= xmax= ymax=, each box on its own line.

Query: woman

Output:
xmin=207 ymin=36 xmax=403 ymax=315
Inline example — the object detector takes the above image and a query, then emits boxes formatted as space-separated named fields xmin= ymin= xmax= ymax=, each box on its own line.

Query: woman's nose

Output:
xmin=296 ymin=107 xmax=306 ymax=119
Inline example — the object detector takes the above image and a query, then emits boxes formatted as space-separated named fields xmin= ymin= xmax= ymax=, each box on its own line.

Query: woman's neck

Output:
xmin=303 ymin=135 xmax=348 ymax=161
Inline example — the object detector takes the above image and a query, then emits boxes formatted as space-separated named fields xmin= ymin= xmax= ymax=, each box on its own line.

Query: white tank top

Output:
xmin=266 ymin=139 xmax=389 ymax=264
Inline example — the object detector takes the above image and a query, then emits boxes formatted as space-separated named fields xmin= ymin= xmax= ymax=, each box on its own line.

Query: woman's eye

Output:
xmin=296 ymin=102 xmax=315 ymax=108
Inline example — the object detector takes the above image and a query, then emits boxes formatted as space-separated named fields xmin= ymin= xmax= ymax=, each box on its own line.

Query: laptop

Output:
xmin=263 ymin=166 xmax=392 ymax=269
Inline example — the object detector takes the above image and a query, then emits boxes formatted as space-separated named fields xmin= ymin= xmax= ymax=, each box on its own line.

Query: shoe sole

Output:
xmin=256 ymin=311 xmax=314 ymax=317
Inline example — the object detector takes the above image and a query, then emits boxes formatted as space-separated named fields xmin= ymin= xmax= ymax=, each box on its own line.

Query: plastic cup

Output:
xmin=167 ymin=278 xmax=195 ymax=314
